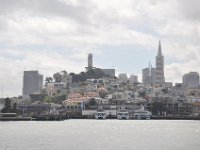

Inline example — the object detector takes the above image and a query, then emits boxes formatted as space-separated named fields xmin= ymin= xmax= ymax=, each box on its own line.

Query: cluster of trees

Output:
xmin=70 ymin=68 xmax=110 ymax=83
xmin=46 ymin=68 xmax=111 ymax=83
xmin=44 ymin=94 xmax=67 ymax=104
xmin=1 ymin=98 xmax=17 ymax=113
xmin=45 ymin=70 xmax=67 ymax=83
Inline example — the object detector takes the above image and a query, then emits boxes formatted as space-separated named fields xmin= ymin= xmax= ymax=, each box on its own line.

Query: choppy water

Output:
xmin=0 ymin=120 xmax=200 ymax=150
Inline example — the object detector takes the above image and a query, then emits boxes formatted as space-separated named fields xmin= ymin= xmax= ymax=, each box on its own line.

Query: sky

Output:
xmin=0 ymin=0 xmax=200 ymax=97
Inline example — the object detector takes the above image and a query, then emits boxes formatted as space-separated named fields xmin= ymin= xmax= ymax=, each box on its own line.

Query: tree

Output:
xmin=45 ymin=77 xmax=53 ymax=83
xmin=1 ymin=98 xmax=11 ymax=113
xmin=98 ymin=88 xmax=108 ymax=99
xmin=53 ymin=72 xmax=62 ymax=83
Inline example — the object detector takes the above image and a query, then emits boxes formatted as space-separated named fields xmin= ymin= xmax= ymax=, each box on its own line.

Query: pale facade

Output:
xmin=183 ymin=72 xmax=199 ymax=88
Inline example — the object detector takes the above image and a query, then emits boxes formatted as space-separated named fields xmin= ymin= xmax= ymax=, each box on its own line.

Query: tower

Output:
xmin=88 ymin=53 xmax=93 ymax=70
xmin=155 ymin=41 xmax=165 ymax=84
xmin=142 ymin=61 xmax=155 ymax=85
xmin=23 ymin=71 xmax=43 ymax=99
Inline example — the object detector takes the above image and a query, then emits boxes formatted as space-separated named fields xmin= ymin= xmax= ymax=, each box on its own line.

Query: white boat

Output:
xmin=133 ymin=110 xmax=151 ymax=120
xmin=117 ymin=111 xmax=129 ymax=120
xmin=95 ymin=111 xmax=106 ymax=119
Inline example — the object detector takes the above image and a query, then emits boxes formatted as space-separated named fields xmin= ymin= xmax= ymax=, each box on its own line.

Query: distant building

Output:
xmin=23 ymin=71 xmax=43 ymax=99
xmin=155 ymin=41 xmax=165 ymax=84
xmin=118 ymin=73 xmax=128 ymax=83
xmin=102 ymin=69 xmax=115 ymax=77
xmin=142 ymin=62 xmax=156 ymax=85
xmin=142 ymin=41 xmax=165 ymax=85
xmin=129 ymin=75 xmax=138 ymax=83
xmin=183 ymin=72 xmax=199 ymax=88
xmin=88 ymin=53 xmax=93 ymax=70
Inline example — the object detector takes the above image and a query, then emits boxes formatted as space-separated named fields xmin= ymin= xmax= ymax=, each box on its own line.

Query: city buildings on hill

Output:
xmin=23 ymin=71 xmax=43 ymax=99
xmin=86 ymin=53 xmax=116 ymax=77
xmin=183 ymin=72 xmax=199 ymax=88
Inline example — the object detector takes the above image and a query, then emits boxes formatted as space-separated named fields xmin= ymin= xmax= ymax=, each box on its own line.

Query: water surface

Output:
xmin=0 ymin=120 xmax=200 ymax=150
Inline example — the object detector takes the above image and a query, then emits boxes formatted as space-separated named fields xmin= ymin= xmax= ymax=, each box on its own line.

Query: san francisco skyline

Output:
xmin=0 ymin=0 xmax=200 ymax=97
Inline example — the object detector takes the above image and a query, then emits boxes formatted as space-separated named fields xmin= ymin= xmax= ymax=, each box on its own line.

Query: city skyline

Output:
xmin=0 ymin=0 xmax=200 ymax=97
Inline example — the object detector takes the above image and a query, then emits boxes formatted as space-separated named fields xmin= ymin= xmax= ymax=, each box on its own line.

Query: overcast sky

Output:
xmin=0 ymin=0 xmax=200 ymax=97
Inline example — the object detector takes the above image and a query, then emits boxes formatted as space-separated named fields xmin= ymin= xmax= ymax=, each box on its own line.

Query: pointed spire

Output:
xmin=158 ymin=40 xmax=162 ymax=56
xmin=148 ymin=61 xmax=151 ymax=69
xmin=149 ymin=61 xmax=151 ymax=76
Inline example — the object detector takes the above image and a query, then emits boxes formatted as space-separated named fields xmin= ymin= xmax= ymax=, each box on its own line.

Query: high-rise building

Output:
xmin=129 ymin=75 xmax=138 ymax=83
xmin=118 ymin=73 xmax=128 ymax=83
xmin=23 ymin=71 xmax=43 ymax=99
xmin=155 ymin=41 xmax=165 ymax=84
xmin=88 ymin=53 xmax=93 ymax=70
xmin=142 ymin=62 xmax=156 ymax=85
xmin=183 ymin=72 xmax=199 ymax=88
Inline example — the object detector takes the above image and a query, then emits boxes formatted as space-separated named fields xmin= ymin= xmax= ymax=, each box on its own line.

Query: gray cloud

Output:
xmin=0 ymin=0 xmax=90 ymax=23
xmin=177 ymin=0 xmax=200 ymax=21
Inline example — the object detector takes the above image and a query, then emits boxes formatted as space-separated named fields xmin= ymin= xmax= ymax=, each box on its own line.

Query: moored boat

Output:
xmin=133 ymin=110 xmax=151 ymax=120
xmin=95 ymin=111 xmax=106 ymax=119
xmin=117 ymin=111 xmax=129 ymax=120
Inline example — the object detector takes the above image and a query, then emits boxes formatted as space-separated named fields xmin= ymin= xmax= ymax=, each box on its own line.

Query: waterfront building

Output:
xmin=183 ymin=72 xmax=199 ymax=88
xmin=155 ymin=41 xmax=165 ymax=84
xmin=23 ymin=71 xmax=43 ymax=99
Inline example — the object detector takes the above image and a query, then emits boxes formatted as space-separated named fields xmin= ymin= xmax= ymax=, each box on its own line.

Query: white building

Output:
xmin=129 ymin=75 xmax=138 ymax=83
xmin=118 ymin=73 xmax=128 ymax=83
xmin=45 ymin=82 xmax=68 ymax=96
xmin=23 ymin=71 xmax=43 ymax=99
xmin=183 ymin=72 xmax=199 ymax=88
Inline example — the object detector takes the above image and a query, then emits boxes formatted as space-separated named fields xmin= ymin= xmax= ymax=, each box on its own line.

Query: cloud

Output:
xmin=0 ymin=0 xmax=200 ymax=96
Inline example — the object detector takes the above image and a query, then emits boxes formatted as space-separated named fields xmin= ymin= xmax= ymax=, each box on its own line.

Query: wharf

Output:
xmin=32 ymin=114 xmax=67 ymax=121
xmin=0 ymin=117 xmax=32 ymax=121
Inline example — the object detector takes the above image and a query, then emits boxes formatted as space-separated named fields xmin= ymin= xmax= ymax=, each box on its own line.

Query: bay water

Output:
xmin=0 ymin=120 xmax=200 ymax=150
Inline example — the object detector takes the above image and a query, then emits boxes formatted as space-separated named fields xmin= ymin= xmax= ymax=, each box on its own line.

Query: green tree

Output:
xmin=53 ymin=72 xmax=62 ymax=83
xmin=1 ymin=98 xmax=11 ymax=113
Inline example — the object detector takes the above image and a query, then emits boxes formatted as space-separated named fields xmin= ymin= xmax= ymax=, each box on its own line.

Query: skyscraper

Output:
xmin=142 ymin=62 xmax=155 ymax=85
xmin=23 ymin=71 xmax=43 ymax=99
xmin=183 ymin=72 xmax=199 ymax=88
xmin=155 ymin=41 xmax=165 ymax=84
xmin=88 ymin=53 xmax=93 ymax=70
